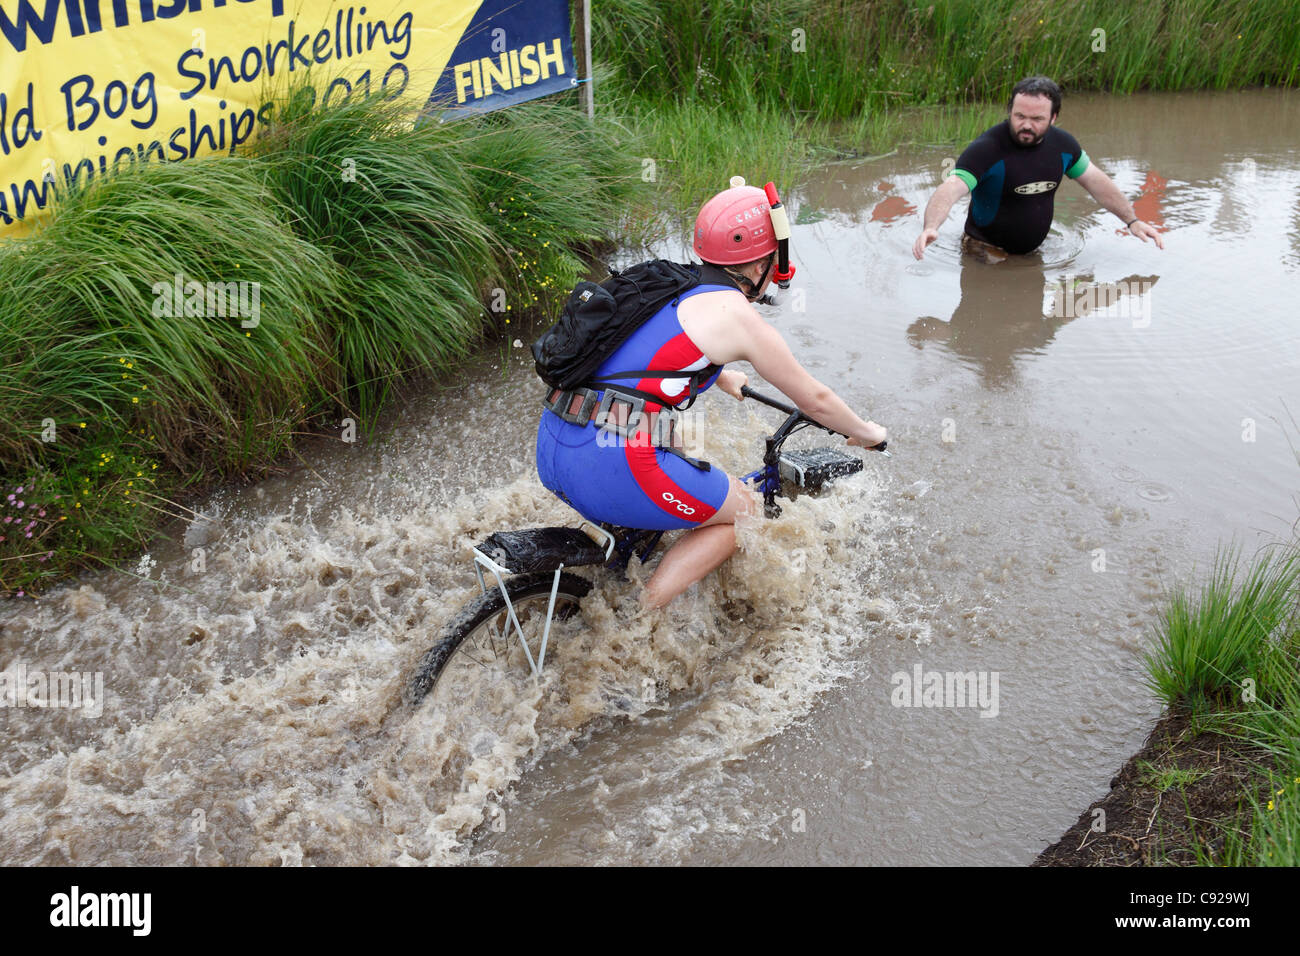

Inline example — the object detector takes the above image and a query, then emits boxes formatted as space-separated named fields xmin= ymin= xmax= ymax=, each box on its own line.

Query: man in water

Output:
xmin=912 ymin=76 xmax=1166 ymax=261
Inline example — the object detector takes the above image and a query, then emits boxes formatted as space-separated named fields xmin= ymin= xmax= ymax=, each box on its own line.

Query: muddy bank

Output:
xmin=1035 ymin=709 xmax=1274 ymax=866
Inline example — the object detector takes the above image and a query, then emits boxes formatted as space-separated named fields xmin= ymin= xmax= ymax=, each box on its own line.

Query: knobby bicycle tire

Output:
xmin=406 ymin=571 xmax=593 ymax=706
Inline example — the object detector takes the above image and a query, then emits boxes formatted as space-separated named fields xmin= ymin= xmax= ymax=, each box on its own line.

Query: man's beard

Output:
xmin=1011 ymin=124 xmax=1046 ymax=147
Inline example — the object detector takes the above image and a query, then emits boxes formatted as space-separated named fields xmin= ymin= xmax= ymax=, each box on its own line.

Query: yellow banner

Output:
xmin=0 ymin=1 xmax=499 ymax=235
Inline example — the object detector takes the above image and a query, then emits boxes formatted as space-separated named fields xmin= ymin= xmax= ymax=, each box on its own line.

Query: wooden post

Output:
xmin=576 ymin=0 xmax=594 ymax=119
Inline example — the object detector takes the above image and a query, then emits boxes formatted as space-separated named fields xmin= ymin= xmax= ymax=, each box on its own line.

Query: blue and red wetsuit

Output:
xmin=536 ymin=283 xmax=734 ymax=530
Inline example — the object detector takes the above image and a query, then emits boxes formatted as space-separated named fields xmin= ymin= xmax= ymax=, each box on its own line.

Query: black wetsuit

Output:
xmin=952 ymin=121 xmax=1090 ymax=254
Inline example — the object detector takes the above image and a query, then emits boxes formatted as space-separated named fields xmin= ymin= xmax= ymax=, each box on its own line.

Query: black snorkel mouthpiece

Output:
xmin=764 ymin=181 xmax=796 ymax=289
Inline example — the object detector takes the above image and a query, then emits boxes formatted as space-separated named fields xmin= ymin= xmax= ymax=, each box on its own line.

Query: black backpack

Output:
xmin=532 ymin=260 xmax=734 ymax=407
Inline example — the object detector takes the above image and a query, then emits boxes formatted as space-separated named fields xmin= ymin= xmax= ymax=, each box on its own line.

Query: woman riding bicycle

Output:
xmin=535 ymin=177 xmax=887 ymax=609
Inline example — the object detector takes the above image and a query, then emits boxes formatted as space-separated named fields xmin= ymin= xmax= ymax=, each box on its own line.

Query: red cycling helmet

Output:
xmin=692 ymin=177 xmax=777 ymax=265
xmin=693 ymin=177 xmax=796 ymax=290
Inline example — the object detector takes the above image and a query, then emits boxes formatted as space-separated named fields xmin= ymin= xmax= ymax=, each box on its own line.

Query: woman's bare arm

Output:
xmin=682 ymin=293 xmax=886 ymax=446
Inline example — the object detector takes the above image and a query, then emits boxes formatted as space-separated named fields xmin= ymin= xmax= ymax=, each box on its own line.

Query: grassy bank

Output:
xmin=1198 ymin=548 xmax=1300 ymax=865
xmin=610 ymin=93 xmax=1005 ymax=230
xmin=1039 ymin=543 xmax=1300 ymax=865
xmin=1148 ymin=544 xmax=1300 ymax=865
xmin=3 ymin=0 xmax=1298 ymax=599
xmin=0 ymin=89 xmax=636 ymax=598
xmin=599 ymin=0 xmax=1300 ymax=115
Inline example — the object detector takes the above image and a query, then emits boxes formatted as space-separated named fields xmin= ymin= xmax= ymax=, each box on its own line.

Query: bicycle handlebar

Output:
xmin=740 ymin=385 xmax=798 ymax=416
xmin=740 ymin=385 xmax=889 ymax=453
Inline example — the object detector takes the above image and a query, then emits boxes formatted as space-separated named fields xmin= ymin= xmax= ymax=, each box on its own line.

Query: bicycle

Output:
xmin=405 ymin=386 xmax=889 ymax=708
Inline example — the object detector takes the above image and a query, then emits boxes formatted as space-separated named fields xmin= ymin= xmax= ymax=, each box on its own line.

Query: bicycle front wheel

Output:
xmin=406 ymin=572 xmax=593 ymax=708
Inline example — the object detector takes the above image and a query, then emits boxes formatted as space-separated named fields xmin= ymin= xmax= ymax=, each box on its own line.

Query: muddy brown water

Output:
xmin=2 ymin=90 xmax=1296 ymax=865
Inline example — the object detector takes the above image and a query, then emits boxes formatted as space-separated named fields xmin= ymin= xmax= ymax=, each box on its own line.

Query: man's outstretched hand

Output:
xmin=912 ymin=228 xmax=939 ymax=260
xmin=1126 ymin=220 xmax=1166 ymax=249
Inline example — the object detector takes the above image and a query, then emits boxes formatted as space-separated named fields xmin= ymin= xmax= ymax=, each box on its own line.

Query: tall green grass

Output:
xmin=251 ymin=88 xmax=491 ymax=423
xmin=0 ymin=83 xmax=637 ymax=596
xmin=1142 ymin=542 xmax=1300 ymax=865
xmin=1144 ymin=545 xmax=1300 ymax=709
xmin=598 ymin=0 xmax=1300 ymax=119
xmin=455 ymin=96 xmax=640 ymax=326
xmin=249 ymin=85 xmax=637 ymax=423
xmin=0 ymin=157 xmax=343 ymax=591
xmin=3 ymin=159 xmax=340 ymax=473
xmin=1216 ymin=587 xmax=1300 ymax=865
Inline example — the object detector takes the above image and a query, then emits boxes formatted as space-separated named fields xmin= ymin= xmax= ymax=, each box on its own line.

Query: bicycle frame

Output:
xmin=739 ymin=389 xmax=818 ymax=517
xmin=738 ymin=385 xmax=894 ymax=515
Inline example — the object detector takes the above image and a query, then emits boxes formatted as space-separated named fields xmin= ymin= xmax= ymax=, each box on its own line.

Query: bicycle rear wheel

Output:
xmin=406 ymin=572 xmax=593 ymax=707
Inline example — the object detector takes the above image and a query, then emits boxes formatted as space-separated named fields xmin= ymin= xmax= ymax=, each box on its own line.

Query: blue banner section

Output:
xmin=424 ymin=0 xmax=575 ymax=122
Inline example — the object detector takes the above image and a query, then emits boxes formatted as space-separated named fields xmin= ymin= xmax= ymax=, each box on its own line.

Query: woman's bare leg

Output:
xmin=639 ymin=477 xmax=758 ymax=609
